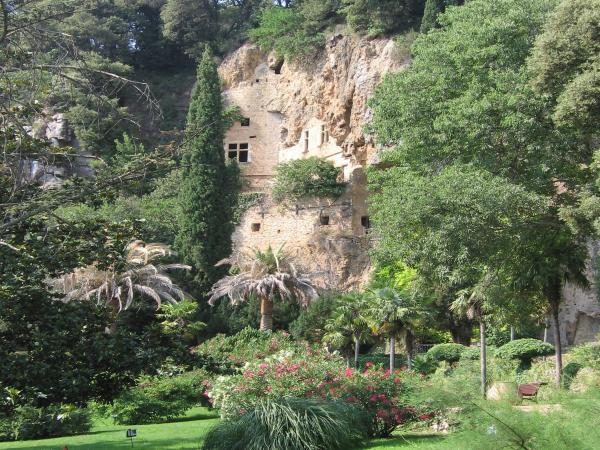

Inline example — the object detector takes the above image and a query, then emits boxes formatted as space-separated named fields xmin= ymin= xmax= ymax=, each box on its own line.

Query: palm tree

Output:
xmin=368 ymin=288 xmax=424 ymax=371
xmin=324 ymin=292 xmax=372 ymax=368
xmin=51 ymin=241 xmax=191 ymax=317
xmin=451 ymin=286 xmax=487 ymax=398
xmin=207 ymin=245 xmax=319 ymax=331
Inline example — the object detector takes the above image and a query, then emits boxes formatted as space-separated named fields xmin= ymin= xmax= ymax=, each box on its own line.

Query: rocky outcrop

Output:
xmin=220 ymin=34 xmax=405 ymax=291
xmin=219 ymin=34 xmax=405 ymax=166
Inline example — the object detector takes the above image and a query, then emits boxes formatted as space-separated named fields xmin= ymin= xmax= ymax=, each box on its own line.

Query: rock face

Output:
xmin=219 ymin=34 xmax=405 ymax=290
xmin=554 ymin=243 xmax=600 ymax=346
xmin=220 ymin=34 xmax=404 ymax=168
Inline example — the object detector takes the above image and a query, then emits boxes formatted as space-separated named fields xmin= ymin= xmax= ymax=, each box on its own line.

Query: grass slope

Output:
xmin=0 ymin=408 xmax=219 ymax=450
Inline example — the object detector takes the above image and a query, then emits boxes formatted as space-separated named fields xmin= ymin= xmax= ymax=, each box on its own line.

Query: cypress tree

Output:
xmin=177 ymin=47 xmax=239 ymax=294
xmin=420 ymin=0 xmax=442 ymax=34
xmin=420 ymin=0 xmax=463 ymax=34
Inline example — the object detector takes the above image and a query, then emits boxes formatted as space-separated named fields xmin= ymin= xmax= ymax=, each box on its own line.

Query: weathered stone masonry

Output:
xmin=219 ymin=35 xmax=403 ymax=290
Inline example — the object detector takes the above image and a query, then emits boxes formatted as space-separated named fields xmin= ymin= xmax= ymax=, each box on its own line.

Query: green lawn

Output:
xmin=0 ymin=408 xmax=449 ymax=450
xmin=0 ymin=408 xmax=219 ymax=450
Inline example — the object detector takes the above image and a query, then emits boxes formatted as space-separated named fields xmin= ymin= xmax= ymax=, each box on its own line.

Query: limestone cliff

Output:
xmin=219 ymin=34 xmax=405 ymax=290
xmin=219 ymin=34 xmax=404 ymax=168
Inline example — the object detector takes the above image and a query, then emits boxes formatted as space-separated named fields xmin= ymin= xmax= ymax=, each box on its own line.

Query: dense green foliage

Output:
xmin=496 ymin=339 xmax=555 ymax=366
xmin=570 ymin=342 xmax=600 ymax=370
xmin=272 ymin=157 xmax=345 ymax=204
xmin=176 ymin=48 xmax=240 ymax=294
xmin=419 ymin=0 xmax=462 ymax=33
xmin=0 ymin=404 xmax=91 ymax=441
xmin=529 ymin=0 xmax=600 ymax=132
xmin=202 ymin=398 xmax=368 ymax=450
xmin=111 ymin=369 xmax=211 ymax=424
xmin=248 ymin=6 xmax=328 ymax=61
xmin=426 ymin=343 xmax=466 ymax=364
xmin=368 ymin=0 xmax=595 ymax=385
xmin=193 ymin=327 xmax=298 ymax=371
xmin=343 ymin=0 xmax=424 ymax=35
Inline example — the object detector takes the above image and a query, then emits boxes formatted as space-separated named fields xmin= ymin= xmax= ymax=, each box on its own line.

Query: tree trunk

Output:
xmin=260 ymin=297 xmax=274 ymax=331
xmin=389 ymin=336 xmax=395 ymax=372
xmin=547 ymin=277 xmax=563 ymax=388
xmin=480 ymin=319 xmax=487 ymax=399
xmin=551 ymin=303 xmax=563 ymax=388
xmin=354 ymin=333 xmax=360 ymax=369
xmin=510 ymin=326 xmax=515 ymax=341
xmin=405 ymin=329 xmax=414 ymax=370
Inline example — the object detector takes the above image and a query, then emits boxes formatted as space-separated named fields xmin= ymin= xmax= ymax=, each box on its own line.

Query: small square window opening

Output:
xmin=320 ymin=215 xmax=330 ymax=226
xmin=238 ymin=150 xmax=249 ymax=163
xmin=241 ymin=117 xmax=250 ymax=127
xmin=251 ymin=223 xmax=261 ymax=232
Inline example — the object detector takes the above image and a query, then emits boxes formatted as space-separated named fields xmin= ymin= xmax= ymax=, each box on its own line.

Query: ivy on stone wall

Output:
xmin=272 ymin=157 xmax=345 ymax=204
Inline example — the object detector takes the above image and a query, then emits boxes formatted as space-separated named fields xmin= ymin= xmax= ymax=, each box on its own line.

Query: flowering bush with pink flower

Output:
xmin=207 ymin=350 xmax=416 ymax=437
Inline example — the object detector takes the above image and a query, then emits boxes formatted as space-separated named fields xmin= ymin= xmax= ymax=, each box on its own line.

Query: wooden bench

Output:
xmin=518 ymin=382 xmax=547 ymax=400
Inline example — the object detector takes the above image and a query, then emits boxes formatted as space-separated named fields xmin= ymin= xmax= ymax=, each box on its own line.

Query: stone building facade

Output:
xmin=219 ymin=35 xmax=404 ymax=290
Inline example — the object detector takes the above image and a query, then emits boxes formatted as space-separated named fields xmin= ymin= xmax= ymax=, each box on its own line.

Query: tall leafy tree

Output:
xmin=176 ymin=47 xmax=239 ymax=295
xmin=529 ymin=0 xmax=600 ymax=135
xmin=419 ymin=0 xmax=462 ymax=34
xmin=369 ymin=0 xmax=592 ymax=386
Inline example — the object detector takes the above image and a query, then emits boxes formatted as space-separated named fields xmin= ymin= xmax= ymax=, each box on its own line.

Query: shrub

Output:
xmin=342 ymin=0 xmax=422 ymax=35
xmin=569 ymin=342 xmax=600 ymax=370
xmin=357 ymin=353 xmax=408 ymax=370
xmin=248 ymin=7 xmax=325 ymax=61
xmin=272 ymin=157 xmax=345 ymax=204
xmin=193 ymin=327 xmax=298 ymax=371
xmin=289 ymin=295 xmax=337 ymax=343
xmin=0 ymin=404 xmax=91 ymax=441
xmin=496 ymin=339 xmax=554 ymax=367
xmin=427 ymin=343 xmax=466 ymax=364
xmin=202 ymin=397 xmax=368 ymax=450
xmin=207 ymin=350 xmax=414 ymax=437
xmin=460 ymin=346 xmax=497 ymax=360
xmin=570 ymin=367 xmax=600 ymax=393
xmin=411 ymin=353 xmax=439 ymax=375
xmin=110 ymin=369 xmax=211 ymax=424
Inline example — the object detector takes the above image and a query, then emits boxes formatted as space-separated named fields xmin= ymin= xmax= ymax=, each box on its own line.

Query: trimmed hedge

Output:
xmin=496 ymin=339 xmax=554 ymax=366
xmin=426 ymin=343 xmax=466 ymax=364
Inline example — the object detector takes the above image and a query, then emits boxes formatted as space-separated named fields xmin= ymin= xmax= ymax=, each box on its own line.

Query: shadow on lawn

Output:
xmin=365 ymin=432 xmax=446 ymax=449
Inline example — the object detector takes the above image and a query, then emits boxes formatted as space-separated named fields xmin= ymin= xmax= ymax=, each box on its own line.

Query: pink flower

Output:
xmin=378 ymin=393 xmax=386 ymax=400
xmin=345 ymin=368 xmax=354 ymax=377
xmin=259 ymin=363 xmax=268 ymax=369
xmin=347 ymin=396 xmax=357 ymax=402
xmin=369 ymin=394 xmax=379 ymax=402
xmin=393 ymin=377 xmax=401 ymax=383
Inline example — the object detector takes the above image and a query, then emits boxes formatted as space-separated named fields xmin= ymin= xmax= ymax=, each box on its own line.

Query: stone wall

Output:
xmin=219 ymin=34 xmax=404 ymax=290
